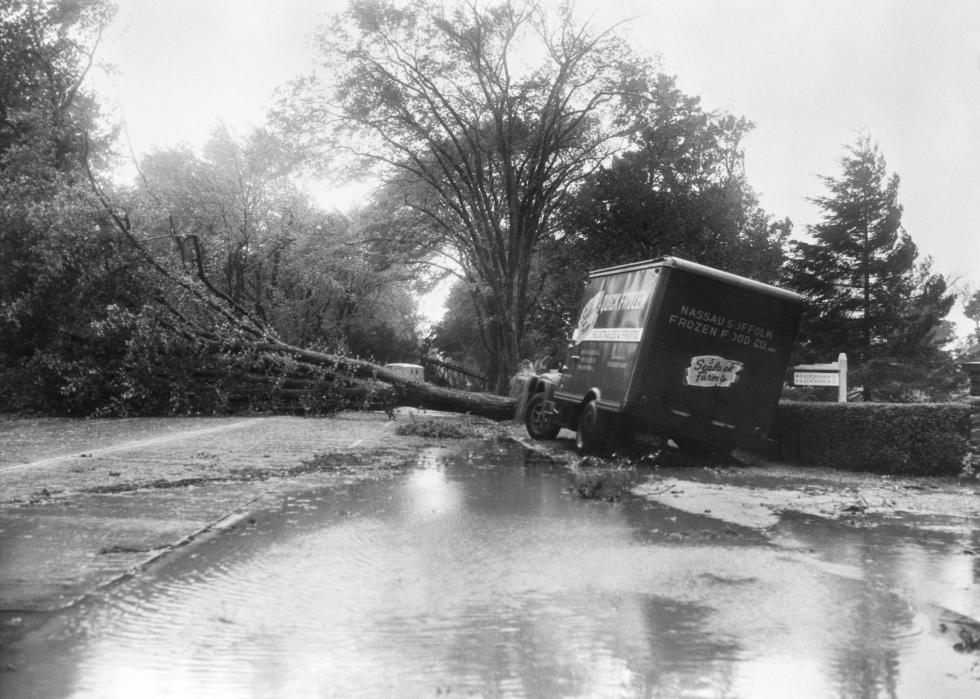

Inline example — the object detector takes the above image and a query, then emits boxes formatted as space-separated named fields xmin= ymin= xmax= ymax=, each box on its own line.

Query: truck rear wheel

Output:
xmin=575 ymin=399 xmax=606 ymax=453
xmin=525 ymin=393 xmax=560 ymax=440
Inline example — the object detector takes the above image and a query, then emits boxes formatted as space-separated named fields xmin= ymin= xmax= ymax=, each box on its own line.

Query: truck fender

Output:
xmin=526 ymin=375 xmax=557 ymax=400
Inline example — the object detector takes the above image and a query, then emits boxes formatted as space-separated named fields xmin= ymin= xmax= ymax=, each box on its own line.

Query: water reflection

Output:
xmin=770 ymin=511 xmax=980 ymax=698
xmin=402 ymin=447 xmax=463 ymax=520
xmin=3 ymin=443 xmax=978 ymax=697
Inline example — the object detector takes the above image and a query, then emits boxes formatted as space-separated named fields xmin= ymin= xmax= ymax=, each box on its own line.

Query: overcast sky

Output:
xmin=95 ymin=0 xmax=980 ymax=333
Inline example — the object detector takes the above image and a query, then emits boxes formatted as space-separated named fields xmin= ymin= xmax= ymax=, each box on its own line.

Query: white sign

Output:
xmin=794 ymin=371 xmax=840 ymax=386
xmin=793 ymin=353 xmax=848 ymax=401
xmin=685 ymin=355 xmax=744 ymax=387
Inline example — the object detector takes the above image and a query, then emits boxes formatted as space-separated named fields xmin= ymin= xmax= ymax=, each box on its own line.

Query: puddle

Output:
xmin=2 ymin=443 xmax=978 ymax=697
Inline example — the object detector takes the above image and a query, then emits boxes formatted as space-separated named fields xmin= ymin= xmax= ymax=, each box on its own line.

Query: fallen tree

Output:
xmin=86 ymin=158 xmax=518 ymax=421
xmin=255 ymin=341 xmax=517 ymax=419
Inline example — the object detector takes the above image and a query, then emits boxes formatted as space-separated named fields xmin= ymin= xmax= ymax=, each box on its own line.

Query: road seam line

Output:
xmin=0 ymin=419 xmax=263 ymax=473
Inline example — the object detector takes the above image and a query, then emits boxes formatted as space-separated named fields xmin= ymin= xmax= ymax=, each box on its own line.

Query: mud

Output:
xmin=514 ymin=429 xmax=980 ymax=529
xmin=633 ymin=466 xmax=980 ymax=530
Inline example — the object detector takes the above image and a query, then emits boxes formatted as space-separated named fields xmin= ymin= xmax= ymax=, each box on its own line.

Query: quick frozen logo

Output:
xmin=684 ymin=355 xmax=744 ymax=388
xmin=572 ymin=290 xmax=604 ymax=342
xmin=598 ymin=291 xmax=648 ymax=313
xmin=572 ymin=287 xmax=652 ymax=343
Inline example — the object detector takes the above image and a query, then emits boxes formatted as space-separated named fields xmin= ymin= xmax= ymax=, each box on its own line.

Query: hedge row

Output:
xmin=773 ymin=401 xmax=972 ymax=476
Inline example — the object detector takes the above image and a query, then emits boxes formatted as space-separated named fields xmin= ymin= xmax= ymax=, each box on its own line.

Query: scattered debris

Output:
xmin=571 ymin=457 xmax=639 ymax=501
xmin=393 ymin=415 xmax=506 ymax=440
xmin=22 ymin=487 xmax=68 ymax=506
xmin=937 ymin=609 xmax=980 ymax=654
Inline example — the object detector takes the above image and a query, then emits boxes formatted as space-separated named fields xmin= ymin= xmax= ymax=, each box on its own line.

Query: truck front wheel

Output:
xmin=525 ymin=393 xmax=560 ymax=440
xmin=575 ymin=399 xmax=606 ymax=453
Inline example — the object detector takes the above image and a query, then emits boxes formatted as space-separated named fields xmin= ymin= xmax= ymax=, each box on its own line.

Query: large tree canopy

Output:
xmin=784 ymin=134 xmax=957 ymax=400
xmin=1 ymin=0 xmax=118 ymax=307
xmin=277 ymin=0 xmax=657 ymax=392
xmin=0 ymin=0 xmax=114 ymax=172
xmin=0 ymin=0 xmax=140 ymax=413
xmin=438 ymin=74 xmax=791 ymax=370
xmin=561 ymin=75 xmax=790 ymax=283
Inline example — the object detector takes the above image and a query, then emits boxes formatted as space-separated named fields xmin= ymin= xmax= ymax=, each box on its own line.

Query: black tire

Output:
xmin=525 ymin=393 xmax=560 ymax=440
xmin=575 ymin=399 xmax=606 ymax=453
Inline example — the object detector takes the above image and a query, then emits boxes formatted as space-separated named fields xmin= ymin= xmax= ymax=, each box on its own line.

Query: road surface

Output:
xmin=1 ymin=414 xmax=978 ymax=697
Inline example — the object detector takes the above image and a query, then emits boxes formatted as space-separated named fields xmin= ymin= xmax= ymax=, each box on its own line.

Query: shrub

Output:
xmin=773 ymin=401 xmax=971 ymax=476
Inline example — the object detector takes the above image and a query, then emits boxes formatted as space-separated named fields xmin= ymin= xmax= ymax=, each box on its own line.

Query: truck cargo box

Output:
xmin=525 ymin=257 xmax=805 ymax=453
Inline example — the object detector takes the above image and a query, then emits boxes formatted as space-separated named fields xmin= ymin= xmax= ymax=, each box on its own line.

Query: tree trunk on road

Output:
xmin=256 ymin=340 xmax=518 ymax=420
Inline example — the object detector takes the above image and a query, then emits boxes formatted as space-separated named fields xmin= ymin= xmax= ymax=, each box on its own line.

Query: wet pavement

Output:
xmin=0 ymin=414 xmax=427 ymax=612
xmin=2 ymin=430 xmax=978 ymax=698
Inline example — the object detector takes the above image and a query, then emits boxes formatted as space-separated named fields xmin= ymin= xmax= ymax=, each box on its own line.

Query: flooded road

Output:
xmin=3 ymin=441 xmax=978 ymax=698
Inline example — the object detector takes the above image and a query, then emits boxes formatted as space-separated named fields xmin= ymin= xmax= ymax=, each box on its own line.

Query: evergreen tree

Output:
xmin=965 ymin=289 xmax=980 ymax=343
xmin=960 ymin=287 xmax=980 ymax=361
xmin=785 ymin=134 xmax=957 ymax=400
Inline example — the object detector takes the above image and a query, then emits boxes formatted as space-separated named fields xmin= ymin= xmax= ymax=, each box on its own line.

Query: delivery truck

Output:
xmin=524 ymin=257 xmax=805 ymax=454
